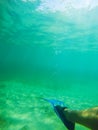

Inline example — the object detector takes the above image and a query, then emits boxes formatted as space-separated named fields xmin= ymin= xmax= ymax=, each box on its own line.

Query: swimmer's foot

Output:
xmin=54 ymin=105 xmax=75 ymax=130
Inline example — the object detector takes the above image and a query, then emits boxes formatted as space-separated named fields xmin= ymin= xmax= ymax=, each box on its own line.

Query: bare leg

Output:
xmin=64 ymin=107 xmax=98 ymax=130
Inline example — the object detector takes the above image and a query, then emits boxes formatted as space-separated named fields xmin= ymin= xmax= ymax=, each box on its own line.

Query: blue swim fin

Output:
xmin=42 ymin=98 xmax=75 ymax=130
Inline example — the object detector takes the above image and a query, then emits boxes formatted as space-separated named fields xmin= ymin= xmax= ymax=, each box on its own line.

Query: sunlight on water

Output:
xmin=0 ymin=0 xmax=98 ymax=51
xmin=37 ymin=0 xmax=98 ymax=12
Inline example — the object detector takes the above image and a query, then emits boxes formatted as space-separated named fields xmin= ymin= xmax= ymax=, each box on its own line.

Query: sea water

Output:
xmin=0 ymin=0 xmax=98 ymax=130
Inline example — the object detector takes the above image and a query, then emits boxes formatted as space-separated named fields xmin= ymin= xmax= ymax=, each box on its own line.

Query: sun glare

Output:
xmin=36 ymin=0 xmax=98 ymax=12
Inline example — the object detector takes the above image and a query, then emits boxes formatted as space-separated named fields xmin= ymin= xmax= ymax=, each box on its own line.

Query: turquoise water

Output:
xmin=0 ymin=0 xmax=98 ymax=130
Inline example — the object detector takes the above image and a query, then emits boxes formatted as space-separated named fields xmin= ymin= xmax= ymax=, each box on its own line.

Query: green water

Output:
xmin=0 ymin=0 xmax=98 ymax=130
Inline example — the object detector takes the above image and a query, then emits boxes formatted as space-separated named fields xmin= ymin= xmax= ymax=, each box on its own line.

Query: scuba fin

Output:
xmin=42 ymin=98 xmax=75 ymax=130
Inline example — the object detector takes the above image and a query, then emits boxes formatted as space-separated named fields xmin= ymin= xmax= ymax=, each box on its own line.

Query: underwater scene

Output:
xmin=0 ymin=0 xmax=98 ymax=130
